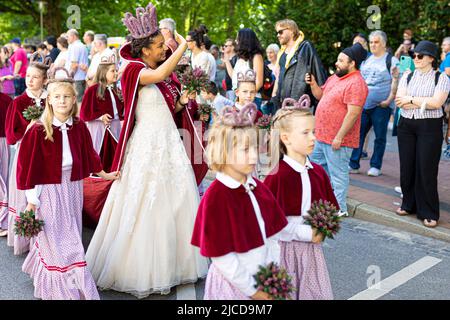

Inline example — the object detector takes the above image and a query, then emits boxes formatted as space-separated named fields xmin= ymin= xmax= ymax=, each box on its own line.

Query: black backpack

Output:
xmin=249 ymin=58 xmax=275 ymax=100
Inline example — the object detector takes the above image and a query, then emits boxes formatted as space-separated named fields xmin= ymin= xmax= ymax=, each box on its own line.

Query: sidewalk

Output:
xmin=347 ymin=130 xmax=450 ymax=241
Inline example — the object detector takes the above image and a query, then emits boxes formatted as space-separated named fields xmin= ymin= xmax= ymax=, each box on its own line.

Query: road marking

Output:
xmin=176 ymin=283 xmax=197 ymax=300
xmin=349 ymin=256 xmax=442 ymax=300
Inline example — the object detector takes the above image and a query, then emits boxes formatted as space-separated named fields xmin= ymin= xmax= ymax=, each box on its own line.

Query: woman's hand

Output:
xmin=179 ymin=90 xmax=196 ymax=105
xmin=311 ymin=228 xmax=325 ymax=244
xmin=395 ymin=96 xmax=411 ymax=108
xmin=97 ymin=170 xmax=121 ymax=181
xmin=174 ymin=31 xmax=187 ymax=46
xmin=251 ymin=291 xmax=273 ymax=300
xmin=100 ymin=114 xmax=112 ymax=126
xmin=26 ymin=119 xmax=37 ymax=132
xmin=25 ymin=203 xmax=36 ymax=213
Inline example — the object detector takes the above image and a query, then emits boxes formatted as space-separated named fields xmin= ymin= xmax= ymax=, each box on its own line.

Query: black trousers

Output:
xmin=397 ymin=116 xmax=443 ymax=220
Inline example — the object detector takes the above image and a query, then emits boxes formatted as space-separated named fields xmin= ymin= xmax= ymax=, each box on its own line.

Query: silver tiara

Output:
xmin=122 ymin=2 xmax=158 ymax=39
xmin=281 ymin=94 xmax=311 ymax=110
xmin=219 ymin=103 xmax=257 ymax=127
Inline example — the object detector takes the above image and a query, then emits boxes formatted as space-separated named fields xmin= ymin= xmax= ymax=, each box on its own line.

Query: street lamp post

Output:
xmin=38 ymin=1 xmax=46 ymax=42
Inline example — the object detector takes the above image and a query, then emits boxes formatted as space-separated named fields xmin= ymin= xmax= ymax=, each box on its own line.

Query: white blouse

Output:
xmin=211 ymin=172 xmax=281 ymax=297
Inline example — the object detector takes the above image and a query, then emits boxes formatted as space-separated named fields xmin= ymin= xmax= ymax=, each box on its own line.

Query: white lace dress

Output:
xmin=86 ymin=84 xmax=208 ymax=298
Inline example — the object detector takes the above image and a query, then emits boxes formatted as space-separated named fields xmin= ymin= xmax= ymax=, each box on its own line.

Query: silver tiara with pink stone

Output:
xmin=219 ymin=103 xmax=257 ymax=127
xmin=122 ymin=2 xmax=158 ymax=39
xmin=99 ymin=55 xmax=117 ymax=65
xmin=236 ymin=69 xmax=256 ymax=83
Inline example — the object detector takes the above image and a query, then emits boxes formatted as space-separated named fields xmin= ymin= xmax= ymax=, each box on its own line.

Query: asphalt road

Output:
xmin=1 ymin=217 xmax=449 ymax=300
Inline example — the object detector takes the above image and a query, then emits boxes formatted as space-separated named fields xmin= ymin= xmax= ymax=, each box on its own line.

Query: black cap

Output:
xmin=414 ymin=40 xmax=438 ymax=59
xmin=342 ymin=42 xmax=368 ymax=68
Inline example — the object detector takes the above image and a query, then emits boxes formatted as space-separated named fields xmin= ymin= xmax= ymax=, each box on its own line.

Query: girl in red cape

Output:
xmin=5 ymin=55 xmax=49 ymax=255
xmin=263 ymin=97 xmax=338 ymax=300
xmin=0 ymin=92 xmax=12 ymax=236
xmin=191 ymin=103 xmax=288 ymax=300
xmin=86 ymin=2 xmax=208 ymax=299
xmin=80 ymin=57 xmax=124 ymax=172
xmin=17 ymin=79 xmax=119 ymax=300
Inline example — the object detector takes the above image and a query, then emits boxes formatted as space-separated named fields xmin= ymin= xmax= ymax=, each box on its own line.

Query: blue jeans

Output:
xmin=349 ymin=106 xmax=392 ymax=170
xmin=310 ymin=141 xmax=353 ymax=213
xmin=13 ymin=77 xmax=26 ymax=96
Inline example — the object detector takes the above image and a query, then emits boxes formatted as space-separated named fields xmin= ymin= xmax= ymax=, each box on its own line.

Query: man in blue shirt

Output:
xmin=440 ymin=37 xmax=450 ymax=77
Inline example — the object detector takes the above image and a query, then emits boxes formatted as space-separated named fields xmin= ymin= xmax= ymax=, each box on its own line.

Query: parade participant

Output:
xmin=80 ymin=56 xmax=124 ymax=171
xmin=234 ymin=69 xmax=263 ymax=122
xmin=17 ymin=78 xmax=119 ymax=300
xmin=264 ymin=96 xmax=338 ymax=300
xmin=86 ymin=2 xmax=208 ymax=298
xmin=5 ymin=53 xmax=50 ymax=254
xmin=192 ymin=103 xmax=288 ymax=300
xmin=0 ymin=92 xmax=12 ymax=236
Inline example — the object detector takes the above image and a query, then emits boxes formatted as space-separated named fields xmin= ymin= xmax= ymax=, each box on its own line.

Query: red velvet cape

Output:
xmin=16 ymin=118 xmax=102 ymax=190
xmin=0 ymin=93 xmax=13 ymax=137
xmin=5 ymin=93 xmax=46 ymax=145
xmin=80 ymin=83 xmax=124 ymax=122
xmin=191 ymin=178 xmax=288 ymax=258
xmin=263 ymin=159 xmax=340 ymax=216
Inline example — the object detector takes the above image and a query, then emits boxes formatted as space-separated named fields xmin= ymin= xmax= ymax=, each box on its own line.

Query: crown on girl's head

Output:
xmin=99 ymin=55 xmax=117 ymax=65
xmin=237 ymin=69 xmax=256 ymax=83
xmin=47 ymin=66 xmax=74 ymax=83
xmin=122 ymin=2 xmax=158 ymax=39
xmin=281 ymin=94 xmax=311 ymax=110
xmin=219 ymin=103 xmax=258 ymax=127
xmin=29 ymin=52 xmax=53 ymax=68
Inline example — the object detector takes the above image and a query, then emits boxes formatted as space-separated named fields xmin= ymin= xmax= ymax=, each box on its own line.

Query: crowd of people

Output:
xmin=0 ymin=1 xmax=449 ymax=300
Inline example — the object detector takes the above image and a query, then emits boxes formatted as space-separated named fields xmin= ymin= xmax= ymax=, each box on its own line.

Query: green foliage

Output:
xmin=0 ymin=0 xmax=448 ymax=71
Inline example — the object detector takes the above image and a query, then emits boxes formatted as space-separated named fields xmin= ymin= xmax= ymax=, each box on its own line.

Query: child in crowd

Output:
xmin=80 ymin=56 xmax=124 ymax=171
xmin=263 ymin=96 xmax=339 ymax=300
xmin=191 ymin=103 xmax=288 ymax=300
xmin=5 ymin=53 xmax=50 ymax=254
xmin=0 ymin=92 xmax=12 ymax=236
xmin=17 ymin=79 xmax=119 ymax=300
xmin=200 ymin=81 xmax=234 ymax=124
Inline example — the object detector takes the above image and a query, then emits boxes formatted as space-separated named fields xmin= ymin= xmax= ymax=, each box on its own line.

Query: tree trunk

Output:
xmin=43 ymin=0 xmax=63 ymax=37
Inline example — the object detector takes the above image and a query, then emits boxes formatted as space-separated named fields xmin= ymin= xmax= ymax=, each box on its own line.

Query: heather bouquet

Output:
xmin=14 ymin=209 xmax=45 ymax=239
xmin=304 ymin=199 xmax=341 ymax=241
xmin=253 ymin=262 xmax=295 ymax=300
xmin=22 ymin=104 xmax=44 ymax=121
xmin=180 ymin=66 xmax=210 ymax=94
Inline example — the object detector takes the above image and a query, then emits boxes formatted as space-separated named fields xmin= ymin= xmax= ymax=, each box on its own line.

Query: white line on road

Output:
xmin=176 ymin=284 xmax=197 ymax=300
xmin=348 ymin=256 xmax=442 ymax=300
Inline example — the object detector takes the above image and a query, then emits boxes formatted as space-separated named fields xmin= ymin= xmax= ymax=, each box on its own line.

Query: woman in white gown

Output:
xmin=86 ymin=3 xmax=208 ymax=298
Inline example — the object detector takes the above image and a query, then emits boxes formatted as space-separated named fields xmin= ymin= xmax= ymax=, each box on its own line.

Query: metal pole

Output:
xmin=39 ymin=1 xmax=43 ymax=42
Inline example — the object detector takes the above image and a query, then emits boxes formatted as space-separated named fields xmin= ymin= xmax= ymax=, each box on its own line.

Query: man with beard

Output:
xmin=306 ymin=43 xmax=368 ymax=216
xmin=272 ymin=19 xmax=327 ymax=112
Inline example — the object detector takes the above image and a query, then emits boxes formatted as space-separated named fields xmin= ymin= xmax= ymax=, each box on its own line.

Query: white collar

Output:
xmin=216 ymin=172 xmax=257 ymax=190
xmin=283 ymin=155 xmax=313 ymax=173
xmin=52 ymin=116 xmax=73 ymax=128
xmin=26 ymin=89 xmax=48 ymax=100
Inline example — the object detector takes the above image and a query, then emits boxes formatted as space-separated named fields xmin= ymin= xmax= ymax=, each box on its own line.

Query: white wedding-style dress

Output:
xmin=86 ymin=84 xmax=208 ymax=298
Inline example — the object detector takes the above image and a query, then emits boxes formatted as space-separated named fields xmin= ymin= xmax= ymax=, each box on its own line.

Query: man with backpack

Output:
xmin=349 ymin=30 xmax=399 ymax=177
xmin=271 ymin=19 xmax=328 ymax=113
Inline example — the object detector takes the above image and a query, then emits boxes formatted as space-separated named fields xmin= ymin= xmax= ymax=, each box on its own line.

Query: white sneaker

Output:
xmin=338 ymin=211 xmax=349 ymax=217
xmin=394 ymin=186 xmax=403 ymax=198
xmin=367 ymin=167 xmax=381 ymax=177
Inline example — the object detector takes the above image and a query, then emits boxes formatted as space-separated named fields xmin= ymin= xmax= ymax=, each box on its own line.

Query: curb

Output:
xmin=347 ymin=198 xmax=450 ymax=243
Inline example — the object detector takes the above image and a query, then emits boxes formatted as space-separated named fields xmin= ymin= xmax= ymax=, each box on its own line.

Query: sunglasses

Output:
xmin=413 ymin=53 xmax=424 ymax=60
xmin=277 ymin=28 xmax=288 ymax=36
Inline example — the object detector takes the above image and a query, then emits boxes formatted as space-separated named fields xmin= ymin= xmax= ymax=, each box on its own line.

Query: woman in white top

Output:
xmin=53 ymin=37 xmax=69 ymax=79
xmin=187 ymin=25 xmax=212 ymax=78
xmin=224 ymin=28 xmax=264 ymax=109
